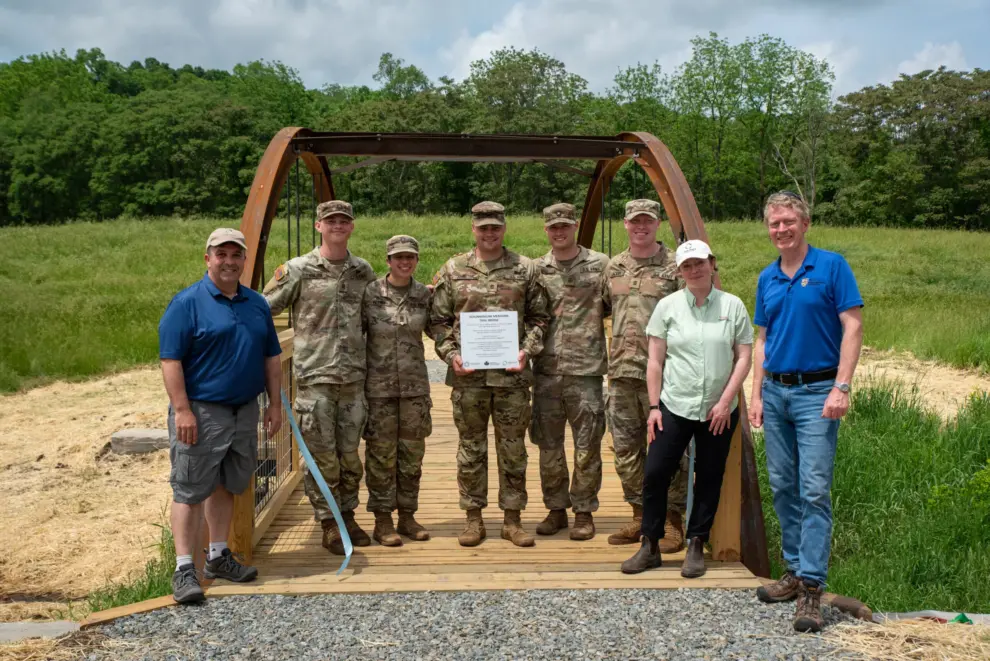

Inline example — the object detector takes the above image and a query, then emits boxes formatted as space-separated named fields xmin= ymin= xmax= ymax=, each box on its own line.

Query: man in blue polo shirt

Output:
xmin=158 ymin=228 xmax=283 ymax=604
xmin=749 ymin=192 xmax=863 ymax=633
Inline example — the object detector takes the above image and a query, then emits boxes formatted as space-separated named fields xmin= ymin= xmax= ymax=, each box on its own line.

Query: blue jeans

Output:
xmin=762 ymin=377 xmax=840 ymax=588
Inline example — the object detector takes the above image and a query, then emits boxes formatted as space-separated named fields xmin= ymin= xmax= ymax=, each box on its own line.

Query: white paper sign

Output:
xmin=460 ymin=311 xmax=520 ymax=370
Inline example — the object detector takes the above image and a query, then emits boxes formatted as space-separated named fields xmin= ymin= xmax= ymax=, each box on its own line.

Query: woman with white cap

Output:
xmin=621 ymin=239 xmax=753 ymax=577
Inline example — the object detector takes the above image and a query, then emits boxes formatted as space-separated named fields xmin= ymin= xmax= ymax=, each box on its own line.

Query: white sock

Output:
xmin=176 ymin=554 xmax=193 ymax=571
xmin=208 ymin=541 xmax=228 ymax=560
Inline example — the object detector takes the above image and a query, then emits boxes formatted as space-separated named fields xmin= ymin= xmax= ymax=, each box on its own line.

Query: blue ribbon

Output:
xmin=281 ymin=389 xmax=353 ymax=574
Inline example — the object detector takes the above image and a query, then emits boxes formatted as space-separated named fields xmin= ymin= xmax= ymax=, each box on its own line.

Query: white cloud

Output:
xmin=801 ymin=40 xmax=862 ymax=95
xmin=897 ymin=41 xmax=968 ymax=75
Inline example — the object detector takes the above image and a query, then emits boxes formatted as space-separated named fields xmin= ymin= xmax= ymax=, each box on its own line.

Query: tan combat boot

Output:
xmin=657 ymin=510 xmax=684 ymax=553
xmin=458 ymin=508 xmax=486 ymax=547
xmin=607 ymin=504 xmax=643 ymax=545
xmin=372 ymin=512 xmax=402 ymax=547
xmin=341 ymin=510 xmax=371 ymax=547
xmin=535 ymin=509 xmax=568 ymax=535
xmin=570 ymin=512 xmax=595 ymax=541
xmin=321 ymin=519 xmax=345 ymax=556
xmin=397 ymin=509 xmax=430 ymax=541
xmin=501 ymin=510 xmax=535 ymax=547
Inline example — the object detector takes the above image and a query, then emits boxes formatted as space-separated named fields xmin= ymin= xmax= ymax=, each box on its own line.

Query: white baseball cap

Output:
xmin=675 ymin=239 xmax=714 ymax=267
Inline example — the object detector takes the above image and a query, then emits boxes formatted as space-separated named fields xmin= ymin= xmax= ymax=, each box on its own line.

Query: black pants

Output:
xmin=641 ymin=402 xmax=740 ymax=543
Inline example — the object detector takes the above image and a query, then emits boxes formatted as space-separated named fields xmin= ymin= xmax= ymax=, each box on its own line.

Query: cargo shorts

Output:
xmin=168 ymin=398 xmax=259 ymax=505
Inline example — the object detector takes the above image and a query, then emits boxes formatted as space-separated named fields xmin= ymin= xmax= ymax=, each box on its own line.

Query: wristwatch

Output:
xmin=649 ymin=404 xmax=660 ymax=410
xmin=834 ymin=382 xmax=851 ymax=394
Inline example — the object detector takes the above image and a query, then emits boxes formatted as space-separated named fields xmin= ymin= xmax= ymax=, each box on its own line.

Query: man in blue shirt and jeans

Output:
xmin=749 ymin=192 xmax=863 ymax=633
xmin=159 ymin=228 xmax=283 ymax=603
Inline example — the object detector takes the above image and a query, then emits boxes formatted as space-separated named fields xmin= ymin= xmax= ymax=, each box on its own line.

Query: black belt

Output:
xmin=767 ymin=368 xmax=837 ymax=386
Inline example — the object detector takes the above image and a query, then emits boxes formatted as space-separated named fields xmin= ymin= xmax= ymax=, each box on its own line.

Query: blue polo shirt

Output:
xmin=754 ymin=246 xmax=863 ymax=375
xmin=159 ymin=274 xmax=282 ymax=406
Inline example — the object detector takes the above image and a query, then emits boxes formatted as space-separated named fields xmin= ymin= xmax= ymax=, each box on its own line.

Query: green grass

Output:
xmin=85 ymin=516 xmax=176 ymax=613
xmin=756 ymin=385 xmax=990 ymax=613
xmin=1 ymin=214 xmax=989 ymax=392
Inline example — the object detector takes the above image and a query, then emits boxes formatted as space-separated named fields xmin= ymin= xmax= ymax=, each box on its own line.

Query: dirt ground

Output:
xmin=1 ymin=348 xmax=987 ymax=622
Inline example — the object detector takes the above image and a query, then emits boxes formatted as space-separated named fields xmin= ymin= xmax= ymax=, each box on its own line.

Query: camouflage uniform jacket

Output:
xmin=430 ymin=248 xmax=551 ymax=388
xmin=362 ymin=276 xmax=432 ymax=399
xmin=602 ymin=244 xmax=682 ymax=381
xmin=263 ymin=248 xmax=375 ymax=386
xmin=534 ymin=246 xmax=610 ymax=376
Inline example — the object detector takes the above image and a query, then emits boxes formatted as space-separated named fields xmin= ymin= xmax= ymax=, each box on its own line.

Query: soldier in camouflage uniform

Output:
xmin=531 ymin=203 xmax=609 ymax=541
xmin=603 ymin=199 xmax=690 ymax=552
xmin=263 ymin=200 xmax=376 ymax=556
xmin=362 ymin=235 xmax=433 ymax=547
xmin=430 ymin=201 xmax=551 ymax=548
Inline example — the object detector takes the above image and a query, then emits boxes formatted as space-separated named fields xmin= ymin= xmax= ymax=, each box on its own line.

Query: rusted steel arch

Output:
xmin=239 ymin=127 xmax=334 ymax=290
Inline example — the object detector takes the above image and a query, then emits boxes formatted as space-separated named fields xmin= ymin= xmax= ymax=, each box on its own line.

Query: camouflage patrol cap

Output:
xmin=317 ymin=200 xmax=354 ymax=221
xmin=386 ymin=234 xmax=419 ymax=256
xmin=624 ymin=198 xmax=662 ymax=221
xmin=471 ymin=200 xmax=506 ymax=227
xmin=543 ymin=203 xmax=577 ymax=227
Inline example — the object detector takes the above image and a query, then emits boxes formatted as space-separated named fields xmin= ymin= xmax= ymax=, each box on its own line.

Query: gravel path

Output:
xmin=93 ymin=589 xmax=857 ymax=660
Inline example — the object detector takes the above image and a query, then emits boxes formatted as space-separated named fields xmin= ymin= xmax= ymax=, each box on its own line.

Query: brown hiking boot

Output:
xmin=397 ymin=509 xmax=430 ymax=541
xmin=607 ymin=504 xmax=643 ymax=545
xmin=756 ymin=571 xmax=802 ymax=603
xmin=321 ymin=518 xmax=345 ymax=556
xmin=342 ymin=511 xmax=371 ymax=547
xmin=680 ymin=536 xmax=706 ymax=578
xmin=570 ymin=512 xmax=595 ymax=541
xmin=373 ymin=512 xmax=402 ymax=547
xmin=657 ymin=510 xmax=684 ymax=553
xmin=501 ymin=510 xmax=535 ymax=547
xmin=535 ymin=509 xmax=568 ymax=535
xmin=794 ymin=582 xmax=824 ymax=633
xmin=458 ymin=508 xmax=486 ymax=547
xmin=621 ymin=537 xmax=662 ymax=574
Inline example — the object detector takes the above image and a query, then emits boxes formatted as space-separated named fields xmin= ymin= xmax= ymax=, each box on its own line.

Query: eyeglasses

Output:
xmin=770 ymin=190 xmax=803 ymax=202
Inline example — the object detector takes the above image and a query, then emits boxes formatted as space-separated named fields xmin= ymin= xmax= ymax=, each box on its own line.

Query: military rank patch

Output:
xmin=274 ymin=264 xmax=288 ymax=281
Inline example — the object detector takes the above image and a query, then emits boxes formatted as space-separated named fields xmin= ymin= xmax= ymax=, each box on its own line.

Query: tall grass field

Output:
xmin=1 ymin=214 xmax=989 ymax=392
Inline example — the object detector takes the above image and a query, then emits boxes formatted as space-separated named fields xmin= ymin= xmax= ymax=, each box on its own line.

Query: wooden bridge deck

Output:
xmin=209 ymin=383 xmax=759 ymax=596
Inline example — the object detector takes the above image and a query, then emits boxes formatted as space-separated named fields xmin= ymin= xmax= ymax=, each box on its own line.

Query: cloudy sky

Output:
xmin=1 ymin=0 xmax=987 ymax=96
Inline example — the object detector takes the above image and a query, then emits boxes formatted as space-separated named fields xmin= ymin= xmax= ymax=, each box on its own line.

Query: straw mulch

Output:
xmin=828 ymin=619 xmax=990 ymax=661
xmin=0 ymin=630 xmax=138 ymax=661
xmin=0 ymin=367 xmax=172 ymax=622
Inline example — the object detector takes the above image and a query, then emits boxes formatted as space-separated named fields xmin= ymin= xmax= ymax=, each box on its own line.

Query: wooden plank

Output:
xmin=252 ymin=470 xmax=304 ymax=547
xmin=709 ymin=395 xmax=743 ymax=561
xmin=79 ymin=596 xmax=178 ymax=629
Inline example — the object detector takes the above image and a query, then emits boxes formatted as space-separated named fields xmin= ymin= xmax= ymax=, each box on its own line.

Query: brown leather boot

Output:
xmin=756 ymin=571 xmax=802 ymax=603
xmin=570 ymin=512 xmax=595 ymax=541
xmin=397 ymin=509 xmax=430 ymax=541
xmin=372 ymin=512 xmax=402 ymax=547
xmin=680 ymin=536 xmax=706 ymax=578
xmin=607 ymin=504 xmax=643 ymax=545
xmin=321 ymin=518 xmax=345 ymax=556
xmin=657 ymin=510 xmax=684 ymax=553
xmin=535 ymin=509 xmax=568 ymax=535
xmin=793 ymin=582 xmax=824 ymax=633
xmin=501 ymin=510 xmax=535 ymax=547
xmin=342 ymin=510 xmax=371 ymax=547
xmin=620 ymin=536 xmax=662 ymax=574
xmin=458 ymin=508 xmax=486 ymax=547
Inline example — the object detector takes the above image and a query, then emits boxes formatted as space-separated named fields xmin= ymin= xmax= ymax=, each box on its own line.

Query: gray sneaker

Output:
xmin=171 ymin=564 xmax=205 ymax=604
xmin=204 ymin=549 xmax=258 ymax=583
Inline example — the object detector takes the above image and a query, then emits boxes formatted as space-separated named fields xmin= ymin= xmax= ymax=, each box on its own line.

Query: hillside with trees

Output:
xmin=1 ymin=33 xmax=987 ymax=229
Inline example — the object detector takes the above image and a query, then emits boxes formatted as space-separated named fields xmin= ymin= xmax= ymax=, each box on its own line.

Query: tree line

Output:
xmin=1 ymin=33 xmax=988 ymax=230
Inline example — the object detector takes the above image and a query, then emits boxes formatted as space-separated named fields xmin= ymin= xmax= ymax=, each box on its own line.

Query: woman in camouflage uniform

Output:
xmin=361 ymin=235 xmax=433 ymax=546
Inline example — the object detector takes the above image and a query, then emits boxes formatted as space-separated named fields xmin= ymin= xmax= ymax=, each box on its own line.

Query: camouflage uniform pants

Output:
xmin=451 ymin=386 xmax=530 ymax=511
xmin=607 ymin=377 xmax=688 ymax=512
xmin=363 ymin=395 xmax=432 ymax=513
xmin=530 ymin=374 xmax=605 ymax=513
xmin=294 ymin=381 xmax=367 ymax=521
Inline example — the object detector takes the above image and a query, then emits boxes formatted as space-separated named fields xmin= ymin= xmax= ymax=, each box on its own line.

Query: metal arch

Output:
xmin=239 ymin=127 xmax=334 ymax=290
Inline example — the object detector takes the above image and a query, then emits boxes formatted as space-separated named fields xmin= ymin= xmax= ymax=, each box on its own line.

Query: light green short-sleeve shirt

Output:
xmin=645 ymin=287 xmax=754 ymax=421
